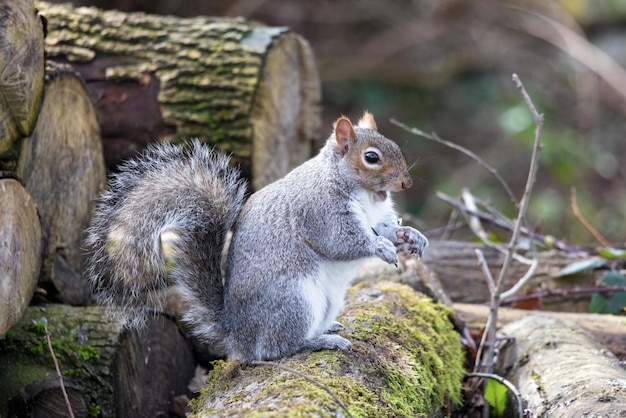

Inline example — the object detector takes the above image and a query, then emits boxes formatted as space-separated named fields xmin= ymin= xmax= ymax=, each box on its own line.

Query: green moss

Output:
xmin=89 ymin=402 xmax=101 ymax=418
xmin=193 ymin=281 xmax=465 ymax=417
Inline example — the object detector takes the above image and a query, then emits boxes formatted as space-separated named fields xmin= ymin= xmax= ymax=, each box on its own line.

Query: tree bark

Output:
xmin=0 ymin=0 xmax=45 ymax=168
xmin=0 ymin=305 xmax=196 ymax=418
xmin=0 ymin=177 xmax=42 ymax=337
xmin=38 ymin=2 xmax=321 ymax=190
xmin=17 ymin=62 xmax=106 ymax=305
xmin=453 ymin=302 xmax=626 ymax=361
xmin=501 ymin=315 xmax=626 ymax=417
xmin=193 ymin=280 xmax=465 ymax=417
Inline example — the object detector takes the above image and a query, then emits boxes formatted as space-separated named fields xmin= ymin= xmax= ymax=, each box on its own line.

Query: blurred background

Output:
xmin=46 ymin=0 xmax=626 ymax=246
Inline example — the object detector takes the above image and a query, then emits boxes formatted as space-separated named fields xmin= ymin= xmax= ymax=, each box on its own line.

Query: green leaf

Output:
xmin=589 ymin=271 xmax=626 ymax=314
xmin=554 ymin=257 xmax=606 ymax=278
xmin=600 ymin=271 xmax=626 ymax=286
xmin=484 ymin=378 xmax=508 ymax=417
xmin=596 ymin=248 xmax=626 ymax=260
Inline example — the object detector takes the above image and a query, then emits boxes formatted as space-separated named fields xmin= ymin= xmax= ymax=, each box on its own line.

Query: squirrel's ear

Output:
xmin=357 ymin=111 xmax=377 ymax=131
xmin=333 ymin=116 xmax=356 ymax=156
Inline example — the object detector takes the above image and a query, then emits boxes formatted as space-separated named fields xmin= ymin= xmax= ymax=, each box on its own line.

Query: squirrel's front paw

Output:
xmin=374 ymin=236 xmax=398 ymax=265
xmin=327 ymin=321 xmax=344 ymax=332
xmin=396 ymin=227 xmax=429 ymax=258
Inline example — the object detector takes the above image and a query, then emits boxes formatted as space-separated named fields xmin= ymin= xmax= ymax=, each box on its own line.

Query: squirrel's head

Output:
xmin=331 ymin=112 xmax=412 ymax=201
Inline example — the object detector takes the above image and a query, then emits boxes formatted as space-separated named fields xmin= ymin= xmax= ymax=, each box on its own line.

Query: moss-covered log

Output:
xmin=0 ymin=305 xmax=195 ymax=418
xmin=0 ymin=0 xmax=45 ymax=168
xmin=37 ymin=2 xmax=321 ymax=190
xmin=0 ymin=177 xmax=42 ymax=337
xmin=16 ymin=62 xmax=106 ymax=305
xmin=192 ymin=280 xmax=465 ymax=417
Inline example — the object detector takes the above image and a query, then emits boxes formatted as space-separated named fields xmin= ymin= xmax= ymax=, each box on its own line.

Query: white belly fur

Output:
xmin=302 ymin=259 xmax=361 ymax=339
xmin=302 ymin=191 xmax=398 ymax=339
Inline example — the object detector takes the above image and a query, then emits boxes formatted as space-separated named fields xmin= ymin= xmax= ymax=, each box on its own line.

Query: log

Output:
xmin=422 ymin=240 xmax=601 ymax=310
xmin=0 ymin=304 xmax=196 ymax=418
xmin=453 ymin=302 xmax=626 ymax=361
xmin=501 ymin=315 xmax=626 ymax=417
xmin=38 ymin=2 xmax=321 ymax=190
xmin=16 ymin=62 xmax=106 ymax=305
xmin=193 ymin=280 xmax=465 ymax=417
xmin=0 ymin=0 xmax=45 ymax=168
xmin=0 ymin=177 xmax=42 ymax=337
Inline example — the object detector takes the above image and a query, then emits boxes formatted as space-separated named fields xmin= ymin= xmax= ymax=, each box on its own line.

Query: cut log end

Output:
xmin=17 ymin=62 xmax=105 ymax=305
xmin=0 ymin=178 xmax=42 ymax=336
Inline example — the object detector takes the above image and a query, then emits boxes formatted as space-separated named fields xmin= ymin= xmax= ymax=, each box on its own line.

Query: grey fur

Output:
xmin=86 ymin=123 xmax=428 ymax=363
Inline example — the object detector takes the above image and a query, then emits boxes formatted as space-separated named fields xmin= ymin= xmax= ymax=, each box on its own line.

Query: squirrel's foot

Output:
xmin=395 ymin=227 xmax=428 ymax=258
xmin=374 ymin=236 xmax=398 ymax=265
xmin=327 ymin=321 xmax=344 ymax=332
xmin=304 ymin=334 xmax=352 ymax=352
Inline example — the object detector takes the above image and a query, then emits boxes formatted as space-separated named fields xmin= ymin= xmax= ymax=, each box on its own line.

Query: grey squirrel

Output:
xmin=86 ymin=112 xmax=428 ymax=362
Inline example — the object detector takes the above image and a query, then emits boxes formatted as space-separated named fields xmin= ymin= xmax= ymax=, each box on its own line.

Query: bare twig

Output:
xmin=436 ymin=191 xmax=582 ymax=253
xmin=44 ymin=322 xmax=75 ymax=418
xmin=479 ymin=74 xmax=543 ymax=375
xmin=476 ymin=249 xmax=496 ymax=295
xmin=467 ymin=372 xmax=524 ymax=418
xmin=500 ymin=258 xmax=539 ymax=300
xmin=251 ymin=360 xmax=353 ymax=418
xmin=463 ymin=189 xmax=490 ymax=242
xmin=391 ymin=119 xmax=519 ymax=206
xmin=570 ymin=187 xmax=612 ymax=248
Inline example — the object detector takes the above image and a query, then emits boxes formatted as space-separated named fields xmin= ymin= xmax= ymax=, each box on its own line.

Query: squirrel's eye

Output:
xmin=364 ymin=151 xmax=380 ymax=164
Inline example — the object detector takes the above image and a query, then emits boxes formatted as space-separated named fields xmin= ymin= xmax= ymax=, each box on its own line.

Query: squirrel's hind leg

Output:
xmin=303 ymin=334 xmax=352 ymax=352
xmin=327 ymin=321 xmax=344 ymax=332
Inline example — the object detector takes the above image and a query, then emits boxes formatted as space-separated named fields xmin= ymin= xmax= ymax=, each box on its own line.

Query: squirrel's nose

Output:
xmin=402 ymin=175 xmax=413 ymax=190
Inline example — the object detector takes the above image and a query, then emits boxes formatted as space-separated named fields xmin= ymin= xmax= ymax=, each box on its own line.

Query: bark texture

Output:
xmin=0 ymin=305 xmax=195 ymax=418
xmin=0 ymin=0 xmax=45 ymax=168
xmin=454 ymin=302 xmax=626 ymax=360
xmin=38 ymin=2 xmax=321 ymax=189
xmin=501 ymin=315 xmax=626 ymax=417
xmin=17 ymin=62 xmax=106 ymax=305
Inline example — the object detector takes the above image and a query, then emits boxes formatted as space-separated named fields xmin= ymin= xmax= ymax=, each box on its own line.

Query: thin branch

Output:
xmin=251 ymin=360 xmax=353 ymax=418
xmin=463 ymin=188 xmax=490 ymax=242
xmin=570 ymin=187 xmax=612 ymax=248
xmin=500 ymin=258 xmax=539 ymax=300
xmin=436 ymin=191 xmax=582 ymax=253
xmin=480 ymin=74 xmax=543 ymax=375
xmin=475 ymin=249 xmax=496 ymax=294
xmin=391 ymin=119 xmax=519 ymax=207
xmin=473 ymin=315 xmax=492 ymax=374
xmin=467 ymin=372 xmax=524 ymax=418
xmin=45 ymin=323 xmax=75 ymax=418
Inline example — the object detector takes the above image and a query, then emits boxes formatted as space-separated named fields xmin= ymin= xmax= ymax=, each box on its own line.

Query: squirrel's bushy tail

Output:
xmin=85 ymin=140 xmax=246 ymax=349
